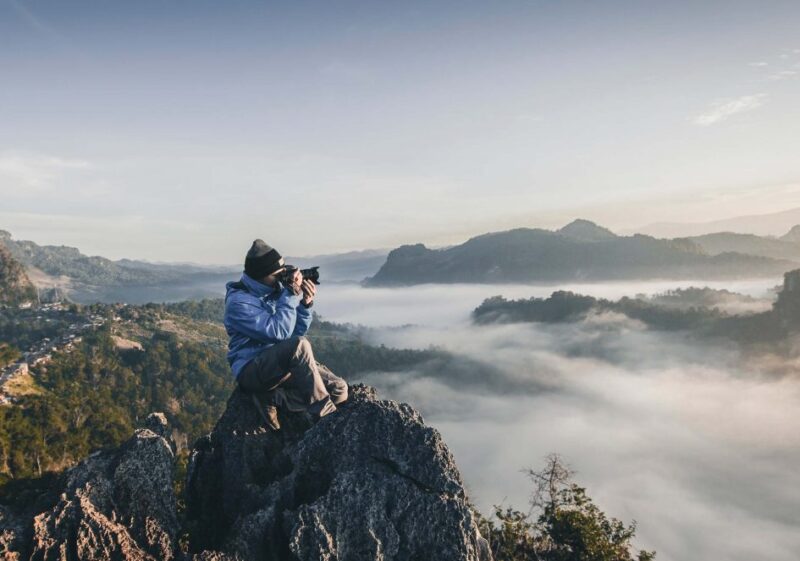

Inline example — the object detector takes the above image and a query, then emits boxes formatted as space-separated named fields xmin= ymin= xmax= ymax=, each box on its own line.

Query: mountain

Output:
xmin=366 ymin=220 xmax=797 ymax=286
xmin=289 ymin=248 xmax=389 ymax=282
xmin=0 ymin=242 xmax=36 ymax=306
xmin=631 ymin=206 xmax=800 ymax=238
xmin=556 ymin=219 xmax=618 ymax=242
xmin=0 ymin=230 xmax=237 ymax=287
xmin=781 ymin=225 xmax=800 ymax=243
xmin=681 ymin=231 xmax=800 ymax=261
xmin=0 ymin=230 xmax=388 ymax=304
xmin=0 ymin=387 xmax=491 ymax=561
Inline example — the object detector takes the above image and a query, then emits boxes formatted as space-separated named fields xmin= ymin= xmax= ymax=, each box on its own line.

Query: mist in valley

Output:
xmin=313 ymin=278 xmax=799 ymax=561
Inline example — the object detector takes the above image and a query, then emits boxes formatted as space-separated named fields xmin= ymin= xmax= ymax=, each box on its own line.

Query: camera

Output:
xmin=279 ymin=265 xmax=321 ymax=286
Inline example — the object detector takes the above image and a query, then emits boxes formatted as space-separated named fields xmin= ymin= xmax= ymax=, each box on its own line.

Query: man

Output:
xmin=224 ymin=239 xmax=348 ymax=430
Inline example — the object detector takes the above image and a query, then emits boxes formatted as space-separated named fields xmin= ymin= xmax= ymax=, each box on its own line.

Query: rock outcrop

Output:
xmin=1 ymin=386 xmax=491 ymax=561
xmin=28 ymin=413 xmax=178 ymax=561
xmin=0 ymin=242 xmax=37 ymax=306
xmin=186 ymin=384 xmax=491 ymax=560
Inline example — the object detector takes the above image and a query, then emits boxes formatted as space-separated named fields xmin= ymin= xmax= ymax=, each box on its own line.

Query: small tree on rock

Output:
xmin=478 ymin=454 xmax=655 ymax=561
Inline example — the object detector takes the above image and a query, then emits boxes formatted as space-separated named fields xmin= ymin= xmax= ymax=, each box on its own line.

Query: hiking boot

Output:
xmin=251 ymin=393 xmax=281 ymax=431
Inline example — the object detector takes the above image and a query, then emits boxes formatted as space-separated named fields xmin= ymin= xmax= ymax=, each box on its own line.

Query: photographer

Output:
xmin=223 ymin=239 xmax=348 ymax=430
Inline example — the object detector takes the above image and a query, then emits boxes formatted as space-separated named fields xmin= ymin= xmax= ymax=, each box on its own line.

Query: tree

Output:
xmin=478 ymin=454 xmax=655 ymax=561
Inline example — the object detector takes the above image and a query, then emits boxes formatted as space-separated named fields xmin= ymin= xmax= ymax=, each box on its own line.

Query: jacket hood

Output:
xmin=226 ymin=273 xmax=283 ymax=300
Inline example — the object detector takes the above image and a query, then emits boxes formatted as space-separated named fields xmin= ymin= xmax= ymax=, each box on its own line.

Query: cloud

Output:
xmin=692 ymin=94 xmax=767 ymax=126
xmin=768 ymin=70 xmax=798 ymax=81
xmin=0 ymin=151 xmax=92 ymax=191
xmin=311 ymin=281 xmax=800 ymax=561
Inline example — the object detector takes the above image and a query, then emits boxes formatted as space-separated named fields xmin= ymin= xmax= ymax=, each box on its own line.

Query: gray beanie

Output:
xmin=244 ymin=239 xmax=284 ymax=278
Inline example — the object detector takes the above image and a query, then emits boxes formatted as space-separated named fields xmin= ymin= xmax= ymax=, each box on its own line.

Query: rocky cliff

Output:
xmin=0 ymin=242 xmax=37 ymax=306
xmin=0 ymin=385 xmax=491 ymax=561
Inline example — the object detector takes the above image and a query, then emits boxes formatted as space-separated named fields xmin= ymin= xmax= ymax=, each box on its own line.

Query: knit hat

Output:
xmin=244 ymin=239 xmax=284 ymax=278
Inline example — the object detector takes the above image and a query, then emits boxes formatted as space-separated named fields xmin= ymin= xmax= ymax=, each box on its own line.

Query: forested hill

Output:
xmin=365 ymin=219 xmax=799 ymax=286
xmin=0 ymin=299 xmax=443 ymax=485
xmin=0 ymin=243 xmax=36 ymax=306
xmin=472 ymin=269 xmax=800 ymax=347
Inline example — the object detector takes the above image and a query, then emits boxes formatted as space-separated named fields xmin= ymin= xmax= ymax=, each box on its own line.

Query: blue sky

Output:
xmin=1 ymin=0 xmax=799 ymax=262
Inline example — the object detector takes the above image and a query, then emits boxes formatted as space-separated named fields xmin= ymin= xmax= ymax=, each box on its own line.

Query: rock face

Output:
xmin=28 ymin=412 xmax=179 ymax=561
xmin=1 ymin=386 xmax=490 ymax=561
xmin=186 ymin=384 xmax=491 ymax=561
xmin=0 ymin=242 xmax=37 ymax=306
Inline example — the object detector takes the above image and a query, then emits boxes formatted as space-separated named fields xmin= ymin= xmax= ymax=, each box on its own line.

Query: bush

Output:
xmin=478 ymin=454 xmax=655 ymax=561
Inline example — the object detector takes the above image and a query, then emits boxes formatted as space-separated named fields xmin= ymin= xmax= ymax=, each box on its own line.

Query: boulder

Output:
xmin=28 ymin=412 xmax=179 ymax=561
xmin=186 ymin=384 xmax=491 ymax=561
xmin=2 ymin=387 xmax=491 ymax=561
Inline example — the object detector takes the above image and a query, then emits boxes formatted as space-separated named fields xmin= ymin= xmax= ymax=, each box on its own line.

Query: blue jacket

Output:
xmin=223 ymin=272 xmax=313 ymax=378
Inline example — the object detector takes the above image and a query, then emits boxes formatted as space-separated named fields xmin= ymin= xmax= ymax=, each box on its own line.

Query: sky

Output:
xmin=1 ymin=0 xmax=800 ymax=263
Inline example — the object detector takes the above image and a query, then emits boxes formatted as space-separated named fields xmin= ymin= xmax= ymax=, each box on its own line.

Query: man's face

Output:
xmin=263 ymin=267 xmax=285 ymax=287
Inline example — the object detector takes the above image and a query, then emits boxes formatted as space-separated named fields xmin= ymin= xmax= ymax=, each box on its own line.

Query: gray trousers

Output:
xmin=237 ymin=336 xmax=348 ymax=418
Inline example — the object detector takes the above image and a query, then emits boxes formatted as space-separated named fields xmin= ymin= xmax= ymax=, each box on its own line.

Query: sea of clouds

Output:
xmin=314 ymin=278 xmax=799 ymax=561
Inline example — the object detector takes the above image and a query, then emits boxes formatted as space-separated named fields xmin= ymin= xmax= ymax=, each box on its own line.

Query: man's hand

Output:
xmin=286 ymin=268 xmax=303 ymax=296
xmin=301 ymin=278 xmax=316 ymax=306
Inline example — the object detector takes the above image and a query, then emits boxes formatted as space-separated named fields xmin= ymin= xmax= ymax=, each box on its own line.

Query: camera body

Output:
xmin=279 ymin=265 xmax=321 ymax=286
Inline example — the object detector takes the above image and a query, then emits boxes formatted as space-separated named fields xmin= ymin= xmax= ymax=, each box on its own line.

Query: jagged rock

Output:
xmin=27 ymin=416 xmax=178 ymax=561
xmin=0 ymin=504 xmax=26 ymax=560
xmin=186 ymin=384 xmax=491 ymax=561
xmin=3 ymin=388 xmax=491 ymax=561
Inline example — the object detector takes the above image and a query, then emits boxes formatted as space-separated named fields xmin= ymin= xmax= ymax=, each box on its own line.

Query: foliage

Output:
xmin=477 ymin=455 xmax=655 ymax=561
xmin=0 ymin=343 xmax=21 ymax=367
xmin=0 ymin=307 xmax=87 ymax=353
xmin=0 ymin=326 xmax=233 ymax=485
xmin=473 ymin=290 xmax=732 ymax=333
xmin=145 ymin=298 xmax=225 ymax=323
xmin=0 ymin=301 xmax=439 ymax=489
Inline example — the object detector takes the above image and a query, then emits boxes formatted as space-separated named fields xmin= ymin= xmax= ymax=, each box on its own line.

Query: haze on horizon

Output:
xmin=2 ymin=0 xmax=800 ymax=263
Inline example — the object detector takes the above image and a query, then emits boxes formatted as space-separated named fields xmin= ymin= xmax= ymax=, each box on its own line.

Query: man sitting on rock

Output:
xmin=224 ymin=239 xmax=348 ymax=430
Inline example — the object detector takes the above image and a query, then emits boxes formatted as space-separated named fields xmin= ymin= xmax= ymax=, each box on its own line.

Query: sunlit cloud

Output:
xmin=692 ymin=94 xmax=767 ymax=126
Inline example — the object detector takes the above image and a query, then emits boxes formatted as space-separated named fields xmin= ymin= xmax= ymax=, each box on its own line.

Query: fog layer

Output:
xmin=315 ymin=278 xmax=799 ymax=561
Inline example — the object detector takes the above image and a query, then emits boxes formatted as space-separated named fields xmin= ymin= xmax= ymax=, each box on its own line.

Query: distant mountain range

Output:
xmin=289 ymin=248 xmax=389 ymax=282
xmin=0 ymin=229 xmax=390 ymax=303
xmin=365 ymin=219 xmax=800 ymax=286
xmin=631 ymin=206 xmax=800 ymax=238
xmin=0 ymin=229 xmax=236 ymax=287
xmin=681 ymin=232 xmax=800 ymax=262
xmin=6 ymin=217 xmax=800 ymax=298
